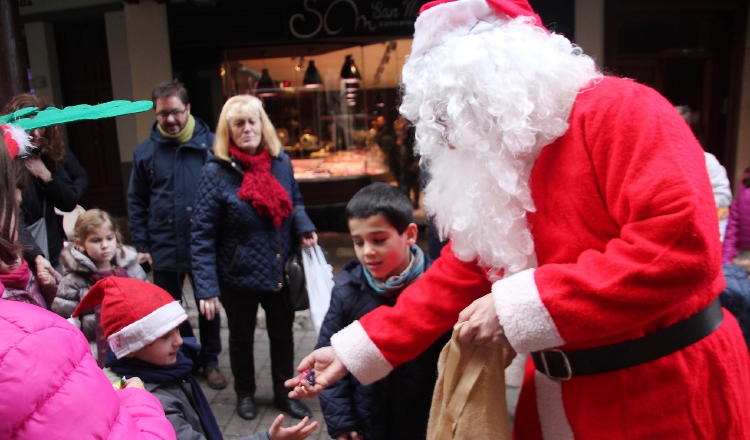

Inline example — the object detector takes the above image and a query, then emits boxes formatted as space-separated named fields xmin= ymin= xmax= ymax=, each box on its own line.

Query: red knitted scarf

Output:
xmin=0 ymin=259 xmax=30 ymax=289
xmin=229 ymin=144 xmax=293 ymax=227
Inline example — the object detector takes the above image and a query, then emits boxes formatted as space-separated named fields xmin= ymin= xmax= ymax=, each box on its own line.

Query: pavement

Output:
xmin=180 ymin=231 xmax=520 ymax=439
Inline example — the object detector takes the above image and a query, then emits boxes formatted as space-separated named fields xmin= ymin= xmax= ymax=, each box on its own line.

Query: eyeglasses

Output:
xmin=155 ymin=108 xmax=187 ymax=119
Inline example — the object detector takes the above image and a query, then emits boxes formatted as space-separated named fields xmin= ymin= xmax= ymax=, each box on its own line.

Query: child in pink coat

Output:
xmin=0 ymin=298 xmax=176 ymax=440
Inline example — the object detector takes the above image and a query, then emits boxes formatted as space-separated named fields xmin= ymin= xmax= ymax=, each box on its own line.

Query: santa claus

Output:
xmin=288 ymin=0 xmax=750 ymax=437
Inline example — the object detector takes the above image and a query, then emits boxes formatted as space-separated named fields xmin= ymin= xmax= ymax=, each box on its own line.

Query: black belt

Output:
xmin=532 ymin=298 xmax=723 ymax=381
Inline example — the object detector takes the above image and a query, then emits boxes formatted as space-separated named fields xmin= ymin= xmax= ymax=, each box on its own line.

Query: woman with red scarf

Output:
xmin=191 ymin=95 xmax=318 ymax=422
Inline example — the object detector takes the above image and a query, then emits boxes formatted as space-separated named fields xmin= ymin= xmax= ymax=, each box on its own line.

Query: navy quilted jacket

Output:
xmin=720 ymin=264 xmax=750 ymax=351
xmin=191 ymin=152 xmax=316 ymax=299
xmin=127 ymin=118 xmax=214 ymax=272
xmin=316 ymin=258 xmax=448 ymax=440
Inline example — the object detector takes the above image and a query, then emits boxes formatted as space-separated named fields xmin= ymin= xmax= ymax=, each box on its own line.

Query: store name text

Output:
xmin=290 ymin=0 xmax=420 ymax=39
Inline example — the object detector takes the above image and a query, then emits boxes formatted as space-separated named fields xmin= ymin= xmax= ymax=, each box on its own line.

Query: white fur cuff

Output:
xmin=331 ymin=320 xmax=393 ymax=386
xmin=493 ymin=268 xmax=565 ymax=353
xmin=412 ymin=0 xmax=494 ymax=58
xmin=108 ymin=301 xmax=187 ymax=359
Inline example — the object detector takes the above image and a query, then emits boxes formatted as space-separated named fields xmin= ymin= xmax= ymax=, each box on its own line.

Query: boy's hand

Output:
xmin=122 ymin=377 xmax=145 ymax=390
xmin=268 ymin=414 xmax=318 ymax=440
xmin=336 ymin=432 xmax=361 ymax=440
xmin=285 ymin=347 xmax=348 ymax=399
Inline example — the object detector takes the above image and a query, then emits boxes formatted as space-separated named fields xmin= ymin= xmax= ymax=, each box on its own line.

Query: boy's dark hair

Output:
xmin=152 ymin=80 xmax=189 ymax=106
xmin=346 ymin=182 xmax=413 ymax=234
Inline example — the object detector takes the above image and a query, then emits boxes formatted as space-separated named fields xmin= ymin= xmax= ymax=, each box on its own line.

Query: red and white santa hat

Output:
xmin=71 ymin=277 xmax=188 ymax=359
xmin=0 ymin=123 xmax=32 ymax=159
xmin=411 ymin=0 xmax=546 ymax=58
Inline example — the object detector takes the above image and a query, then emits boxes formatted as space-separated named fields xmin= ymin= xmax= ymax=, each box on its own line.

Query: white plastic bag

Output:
xmin=301 ymin=244 xmax=334 ymax=333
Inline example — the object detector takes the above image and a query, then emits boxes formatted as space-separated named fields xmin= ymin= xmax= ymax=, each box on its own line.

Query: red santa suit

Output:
xmin=331 ymin=74 xmax=750 ymax=438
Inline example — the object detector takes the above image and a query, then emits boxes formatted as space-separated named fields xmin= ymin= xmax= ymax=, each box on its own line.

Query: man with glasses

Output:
xmin=127 ymin=80 xmax=227 ymax=390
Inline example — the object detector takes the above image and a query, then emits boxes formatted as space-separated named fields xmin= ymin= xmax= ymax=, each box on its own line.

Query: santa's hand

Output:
xmin=285 ymin=347 xmax=348 ymax=399
xmin=199 ymin=297 xmax=220 ymax=321
xmin=457 ymin=293 xmax=511 ymax=347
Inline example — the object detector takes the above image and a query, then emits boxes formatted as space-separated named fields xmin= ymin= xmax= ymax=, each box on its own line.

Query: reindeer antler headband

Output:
xmin=0 ymin=100 xmax=153 ymax=159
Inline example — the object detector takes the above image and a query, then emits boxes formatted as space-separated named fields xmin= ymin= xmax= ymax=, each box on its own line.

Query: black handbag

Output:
xmin=284 ymin=250 xmax=309 ymax=311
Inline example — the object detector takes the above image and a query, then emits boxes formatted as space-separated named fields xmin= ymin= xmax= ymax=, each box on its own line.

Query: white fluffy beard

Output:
xmin=401 ymin=15 xmax=600 ymax=280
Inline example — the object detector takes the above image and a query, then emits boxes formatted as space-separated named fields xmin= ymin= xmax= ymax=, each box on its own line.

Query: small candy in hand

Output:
xmin=304 ymin=369 xmax=316 ymax=386
xmin=113 ymin=376 xmax=126 ymax=390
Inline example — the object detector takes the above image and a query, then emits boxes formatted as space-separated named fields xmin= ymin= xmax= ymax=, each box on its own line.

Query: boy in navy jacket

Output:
xmin=316 ymin=183 xmax=449 ymax=440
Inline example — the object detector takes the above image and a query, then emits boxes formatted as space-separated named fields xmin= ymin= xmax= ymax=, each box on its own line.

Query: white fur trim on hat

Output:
xmin=1 ymin=123 xmax=33 ymax=158
xmin=107 ymin=301 xmax=187 ymax=359
xmin=411 ymin=0 xmax=498 ymax=59
xmin=492 ymin=268 xmax=564 ymax=353
xmin=331 ymin=320 xmax=393 ymax=386
xmin=67 ymin=316 xmax=82 ymax=329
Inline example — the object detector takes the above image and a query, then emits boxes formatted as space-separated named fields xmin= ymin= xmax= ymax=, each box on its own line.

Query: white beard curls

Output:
xmin=400 ymin=14 xmax=601 ymax=280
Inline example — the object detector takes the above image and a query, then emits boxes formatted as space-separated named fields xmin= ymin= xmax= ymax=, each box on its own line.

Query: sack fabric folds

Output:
xmin=427 ymin=322 xmax=513 ymax=440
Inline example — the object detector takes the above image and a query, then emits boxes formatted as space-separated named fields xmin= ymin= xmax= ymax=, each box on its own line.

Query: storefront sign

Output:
xmin=289 ymin=0 xmax=425 ymax=39
xmin=18 ymin=0 xmax=117 ymax=15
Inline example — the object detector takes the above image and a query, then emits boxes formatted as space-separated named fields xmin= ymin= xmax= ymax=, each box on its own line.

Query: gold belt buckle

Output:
xmin=538 ymin=349 xmax=572 ymax=381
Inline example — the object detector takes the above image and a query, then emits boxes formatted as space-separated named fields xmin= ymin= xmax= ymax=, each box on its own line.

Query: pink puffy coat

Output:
xmin=0 ymin=298 xmax=176 ymax=440
xmin=723 ymin=178 xmax=750 ymax=264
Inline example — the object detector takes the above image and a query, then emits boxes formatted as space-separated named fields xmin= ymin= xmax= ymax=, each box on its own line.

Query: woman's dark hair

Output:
xmin=345 ymin=182 xmax=414 ymax=234
xmin=0 ymin=137 xmax=24 ymax=264
xmin=152 ymin=79 xmax=190 ymax=106
xmin=13 ymin=159 xmax=28 ymax=191
xmin=2 ymin=93 xmax=66 ymax=170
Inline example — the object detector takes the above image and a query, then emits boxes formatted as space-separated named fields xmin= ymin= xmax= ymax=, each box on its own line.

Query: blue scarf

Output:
xmin=363 ymin=245 xmax=425 ymax=297
xmin=105 ymin=338 xmax=223 ymax=440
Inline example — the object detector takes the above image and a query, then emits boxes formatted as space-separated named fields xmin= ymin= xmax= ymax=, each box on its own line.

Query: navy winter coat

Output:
xmin=720 ymin=264 xmax=750 ymax=351
xmin=316 ymin=258 xmax=448 ymax=440
xmin=191 ymin=152 xmax=316 ymax=299
xmin=127 ymin=118 xmax=213 ymax=272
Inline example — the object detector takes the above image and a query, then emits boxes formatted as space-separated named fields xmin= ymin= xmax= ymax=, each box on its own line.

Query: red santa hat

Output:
xmin=0 ymin=124 xmax=32 ymax=159
xmin=411 ymin=0 xmax=547 ymax=58
xmin=71 ymin=277 xmax=188 ymax=359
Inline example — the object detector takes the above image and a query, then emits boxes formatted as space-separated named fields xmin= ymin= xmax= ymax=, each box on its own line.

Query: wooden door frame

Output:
xmin=605 ymin=0 xmax=748 ymax=183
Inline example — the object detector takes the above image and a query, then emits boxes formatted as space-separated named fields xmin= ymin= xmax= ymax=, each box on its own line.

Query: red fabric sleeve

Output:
xmin=359 ymin=242 xmax=492 ymax=367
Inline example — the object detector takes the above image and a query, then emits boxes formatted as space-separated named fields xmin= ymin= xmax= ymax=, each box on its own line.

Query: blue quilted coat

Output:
xmin=316 ymin=258 xmax=449 ymax=440
xmin=720 ymin=264 xmax=750 ymax=351
xmin=191 ymin=152 xmax=316 ymax=299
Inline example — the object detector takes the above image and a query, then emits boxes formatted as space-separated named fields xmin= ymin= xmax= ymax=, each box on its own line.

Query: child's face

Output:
xmin=348 ymin=213 xmax=418 ymax=280
xmin=133 ymin=327 xmax=183 ymax=366
xmin=0 ymin=253 xmax=21 ymax=274
xmin=77 ymin=224 xmax=117 ymax=266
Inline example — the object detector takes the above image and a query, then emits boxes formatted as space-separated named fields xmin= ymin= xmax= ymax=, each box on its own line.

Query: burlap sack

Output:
xmin=427 ymin=322 xmax=514 ymax=440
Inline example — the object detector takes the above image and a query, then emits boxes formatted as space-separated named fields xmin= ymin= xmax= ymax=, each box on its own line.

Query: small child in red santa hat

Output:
xmin=71 ymin=277 xmax=318 ymax=440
